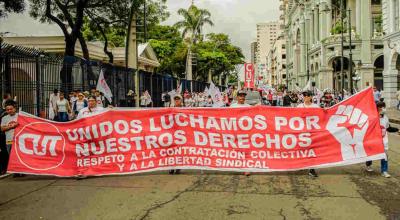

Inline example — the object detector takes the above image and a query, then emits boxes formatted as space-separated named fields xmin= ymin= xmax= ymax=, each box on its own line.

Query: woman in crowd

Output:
xmin=73 ymin=93 xmax=88 ymax=118
xmin=55 ymin=92 xmax=71 ymax=122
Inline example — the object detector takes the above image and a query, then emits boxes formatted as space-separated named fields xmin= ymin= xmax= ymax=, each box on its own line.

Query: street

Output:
xmin=0 ymin=134 xmax=399 ymax=220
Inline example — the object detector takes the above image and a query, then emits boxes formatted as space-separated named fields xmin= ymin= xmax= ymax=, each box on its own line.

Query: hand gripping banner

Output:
xmin=8 ymin=88 xmax=386 ymax=177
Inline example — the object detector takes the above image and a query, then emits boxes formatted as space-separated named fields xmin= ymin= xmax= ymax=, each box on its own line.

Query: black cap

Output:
xmin=302 ymin=91 xmax=312 ymax=97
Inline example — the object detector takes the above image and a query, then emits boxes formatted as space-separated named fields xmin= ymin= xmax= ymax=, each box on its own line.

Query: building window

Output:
xmin=372 ymin=0 xmax=381 ymax=5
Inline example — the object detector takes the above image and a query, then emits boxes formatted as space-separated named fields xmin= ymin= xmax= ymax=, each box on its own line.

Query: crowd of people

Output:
xmin=159 ymin=86 xmax=346 ymax=109
xmin=0 ymin=85 xmax=397 ymax=179
xmin=47 ymin=88 xmax=110 ymax=122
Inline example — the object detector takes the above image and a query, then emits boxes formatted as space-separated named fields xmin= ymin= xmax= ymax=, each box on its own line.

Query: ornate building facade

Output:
xmin=382 ymin=0 xmax=400 ymax=106
xmin=283 ymin=0 xmax=384 ymax=93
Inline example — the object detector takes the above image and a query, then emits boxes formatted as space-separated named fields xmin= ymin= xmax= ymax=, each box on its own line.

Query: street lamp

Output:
xmin=325 ymin=1 xmax=347 ymax=96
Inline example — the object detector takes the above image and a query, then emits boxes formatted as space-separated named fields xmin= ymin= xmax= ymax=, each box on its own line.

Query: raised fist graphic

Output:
xmin=326 ymin=105 xmax=369 ymax=160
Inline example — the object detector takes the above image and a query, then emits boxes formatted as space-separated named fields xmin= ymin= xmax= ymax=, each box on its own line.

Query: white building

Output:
xmin=383 ymin=0 xmax=400 ymax=107
xmin=256 ymin=22 xmax=282 ymax=77
xmin=250 ymin=41 xmax=257 ymax=64
xmin=267 ymin=35 xmax=287 ymax=87
xmin=284 ymin=0 xmax=384 ymax=93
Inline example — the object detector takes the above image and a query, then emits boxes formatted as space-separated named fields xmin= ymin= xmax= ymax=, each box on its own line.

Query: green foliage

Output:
xmin=330 ymin=21 xmax=347 ymax=35
xmin=82 ymin=17 xmax=126 ymax=47
xmin=28 ymin=0 xmax=169 ymax=60
xmin=174 ymin=5 xmax=214 ymax=41
xmin=148 ymin=25 xmax=186 ymax=77
xmin=81 ymin=0 xmax=169 ymax=48
xmin=193 ymin=33 xmax=244 ymax=80
xmin=374 ymin=14 xmax=383 ymax=33
xmin=147 ymin=27 xmax=244 ymax=80
xmin=0 ymin=0 xmax=25 ymax=17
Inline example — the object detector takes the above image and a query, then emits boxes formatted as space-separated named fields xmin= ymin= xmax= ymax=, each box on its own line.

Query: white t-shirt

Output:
xmin=1 ymin=113 xmax=18 ymax=143
xmin=297 ymin=103 xmax=320 ymax=108
xmin=230 ymin=103 xmax=251 ymax=108
xmin=77 ymin=107 xmax=105 ymax=119
xmin=56 ymin=99 xmax=69 ymax=112
xmin=380 ymin=115 xmax=389 ymax=150
xmin=49 ymin=93 xmax=59 ymax=110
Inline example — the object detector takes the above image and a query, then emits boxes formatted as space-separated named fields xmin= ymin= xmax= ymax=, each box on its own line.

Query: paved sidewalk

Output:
xmin=387 ymin=108 xmax=400 ymax=125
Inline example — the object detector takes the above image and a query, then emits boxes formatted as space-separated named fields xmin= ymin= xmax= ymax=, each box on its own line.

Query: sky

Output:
xmin=0 ymin=0 xmax=281 ymax=61
xmin=163 ymin=0 xmax=281 ymax=61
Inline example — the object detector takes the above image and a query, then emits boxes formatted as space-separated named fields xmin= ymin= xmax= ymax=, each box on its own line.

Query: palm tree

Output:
xmin=174 ymin=5 xmax=213 ymax=82
xmin=174 ymin=5 xmax=214 ymax=42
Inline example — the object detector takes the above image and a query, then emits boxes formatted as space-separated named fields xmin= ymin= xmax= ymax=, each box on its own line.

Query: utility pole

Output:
xmin=306 ymin=43 xmax=310 ymax=81
xmin=348 ymin=9 xmax=353 ymax=94
xmin=340 ymin=0 xmax=345 ymax=98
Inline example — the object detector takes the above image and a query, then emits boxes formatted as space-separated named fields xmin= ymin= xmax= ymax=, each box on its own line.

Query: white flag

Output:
xmin=177 ymin=82 xmax=183 ymax=94
xmin=212 ymin=87 xmax=225 ymax=107
xmin=209 ymin=82 xmax=217 ymax=98
xmin=96 ymin=69 xmax=113 ymax=103
xmin=204 ymin=87 xmax=209 ymax=96
xmin=302 ymin=80 xmax=312 ymax=92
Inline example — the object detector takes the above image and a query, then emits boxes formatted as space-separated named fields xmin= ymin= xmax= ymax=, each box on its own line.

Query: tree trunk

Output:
xmin=61 ymin=36 xmax=76 ymax=93
xmin=78 ymin=33 xmax=96 ymax=85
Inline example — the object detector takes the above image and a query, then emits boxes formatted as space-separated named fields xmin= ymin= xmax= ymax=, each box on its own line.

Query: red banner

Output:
xmin=8 ymin=88 xmax=385 ymax=177
xmin=244 ymin=63 xmax=255 ymax=88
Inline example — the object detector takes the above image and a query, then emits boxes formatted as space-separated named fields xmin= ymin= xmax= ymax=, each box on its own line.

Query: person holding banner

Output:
xmin=366 ymin=102 xmax=391 ymax=178
xmin=169 ymin=95 xmax=184 ymax=175
xmin=230 ymin=90 xmax=251 ymax=176
xmin=1 ymin=100 xmax=24 ymax=177
xmin=297 ymin=91 xmax=319 ymax=178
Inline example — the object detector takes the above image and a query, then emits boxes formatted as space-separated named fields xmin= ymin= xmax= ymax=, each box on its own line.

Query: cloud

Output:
xmin=163 ymin=0 xmax=281 ymax=62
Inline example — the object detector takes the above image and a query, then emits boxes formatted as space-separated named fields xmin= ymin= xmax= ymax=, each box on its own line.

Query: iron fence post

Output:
xmin=35 ymin=56 xmax=41 ymax=117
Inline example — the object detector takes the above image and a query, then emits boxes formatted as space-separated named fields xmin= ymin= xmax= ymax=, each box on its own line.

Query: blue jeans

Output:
xmin=381 ymin=157 xmax=388 ymax=173
xmin=366 ymin=155 xmax=388 ymax=173
xmin=58 ymin=112 xmax=69 ymax=122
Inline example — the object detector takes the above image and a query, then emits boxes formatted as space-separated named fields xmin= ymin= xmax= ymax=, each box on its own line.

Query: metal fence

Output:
xmin=139 ymin=74 xmax=227 ymax=107
xmin=0 ymin=43 xmax=135 ymax=118
xmin=1 ymin=43 xmax=227 ymax=115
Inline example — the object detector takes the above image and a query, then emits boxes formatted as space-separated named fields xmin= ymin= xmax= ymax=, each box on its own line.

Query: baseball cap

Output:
xmin=237 ymin=90 xmax=247 ymax=96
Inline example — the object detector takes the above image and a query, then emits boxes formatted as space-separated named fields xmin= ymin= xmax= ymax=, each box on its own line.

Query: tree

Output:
xmin=193 ymin=33 xmax=244 ymax=82
xmin=29 ymin=0 xmax=91 ymax=91
xmin=174 ymin=5 xmax=213 ymax=81
xmin=0 ymin=0 xmax=25 ymax=18
xmin=148 ymin=25 xmax=185 ymax=75
xmin=81 ymin=0 xmax=169 ymax=63
xmin=28 ymin=0 xmax=167 ymax=89
xmin=174 ymin=5 xmax=213 ymax=41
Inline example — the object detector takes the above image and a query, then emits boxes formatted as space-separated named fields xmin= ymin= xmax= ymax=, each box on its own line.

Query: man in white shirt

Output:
xmin=77 ymin=95 xmax=106 ymax=119
xmin=231 ymin=90 xmax=251 ymax=176
xmin=230 ymin=90 xmax=250 ymax=108
xmin=297 ymin=91 xmax=319 ymax=177
xmin=1 ymin=100 xmax=18 ymax=154
xmin=1 ymin=100 xmax=25 ymax=177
